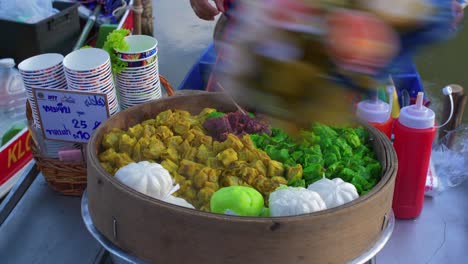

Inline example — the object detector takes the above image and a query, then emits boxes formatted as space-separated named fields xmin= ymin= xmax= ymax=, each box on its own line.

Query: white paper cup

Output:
xmin=63 ymin=48 xmax=110 ymax=72
xmin=115 ymin=35 xmax=158 ymax=61
xmin=18 ymin=53 xmax=64 ymax=73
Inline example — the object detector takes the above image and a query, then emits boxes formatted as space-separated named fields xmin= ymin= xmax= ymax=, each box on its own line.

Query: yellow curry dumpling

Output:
xmin=204 ymin=181 xmax=219 ymax=191
xmin=198 ymin=187 xmax=216 ymax=204
xmin=207 ymin=168 xmax=221 ymax=182
xmin=268 ymin=160 xmax=285 ymax=177
xmin=183 ymin=147 xmax=198 ymax=161
xmin=223 ymin=134 xmax=244 ymax=152
xmin=286 ymin=164 xmax=303 ymax=181
xmin=118 ymin=134 xmax=137 ymax=156
xmin=178 ymin=159 xmax=204 ymax=179
xmin=238 ymin=149 xmax=259 ymax=163
xmin=198 ymin=135 xmax=212 ymax=147
xmin=156 ymin=110 xmax=174 ymax=126
xmin=196 ymin=144 xmax=212 ymax=164
xmin=182 ymin=130 xmax=196 ymax=143
xmin=212 ymin=141 xmax=225 ymax=155
xmin=114 ymin=152 xmax=134 ymax=169
xmin=161 ymin=146 xmax=179 ymax=163
xmin=100 ymin=162 xmax=115 ymax=175
xmin=174 ymin=109 xmax=191 ymax=118
xmin=241 ymin=134 xmax=255 ymax=150
xmin=220 ymin=175 xmax=242 ymax=187
xmin=173 ymin=120 xmax=191 ymax=135
xmin=101 ymin=128 xmax=124 ymax=150
xmin=271 ymin=176 xmax=288 ymax=185
xmin=161 ymin=159 xmax=179 ymax=174
xmin=172 ymin=172 xmax=186 ymax=185
xmin=198 ymin=108 xmax=217 ymax=122
xmin=178 ymin=140 xmax=191 ymax=155
xmin=216 ymin=148 xmax=238 ymax=167
xmin=252 ymin=160 xmax=267 ymax=176
xmin=142 ymin=124 xmax=156 ymax=138
xmin=239 ymin=167 xmax=260 ymax=185
xmin=99 ymin=148 xmax=118 ymax=164
xmin=193 ymin=168 xmax=209 ymax=189
xmin=128 ymin=124 xmax=144 ymax=139
xmin=255 ymin=149 xmax=271 ymax=165
xmin=142 ymin=137 xmax=166 ymax=160
xmin=155 ymin=125 xmax=174 ymax=140
xmin=132 ymin=142 xmax=143 ymax=161
xmin=165 ymin=136 xmax=183 ymax=149
xmin=141 ymin=118 xmax=156 ymax=127
xmin=206 ymin=157 xmax=222 ymax=168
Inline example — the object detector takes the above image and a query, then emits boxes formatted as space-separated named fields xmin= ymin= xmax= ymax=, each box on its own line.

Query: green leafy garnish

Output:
xmin=250 ymin=123 xmax=381 ymax=195
xmin=205 ymin=111 xmax=226 ymax=119
xmin=102 ymin=29 xmax=130 ymax=74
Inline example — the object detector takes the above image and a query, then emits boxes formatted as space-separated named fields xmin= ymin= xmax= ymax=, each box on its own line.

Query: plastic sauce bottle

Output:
xmin=356 ymin=98 xmax=393 ymax=138
xmin=392 ymin=92 xmax=436 ymax=219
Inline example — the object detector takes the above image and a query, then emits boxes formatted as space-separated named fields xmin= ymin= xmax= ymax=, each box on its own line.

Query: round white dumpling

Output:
xmin=269 ymin=187 xmax=327 ymax=217
xmin=115 ymin=161 xmax=179 ymax=200
xmin=163 ymin=195 xmax=195 ymax=209
xmin=307 ymin=178 xmax=359 ymax=209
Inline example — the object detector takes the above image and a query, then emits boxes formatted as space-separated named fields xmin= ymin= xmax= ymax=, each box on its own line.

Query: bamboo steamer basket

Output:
xmin=87 ymin=91 xmax=397 ymax=264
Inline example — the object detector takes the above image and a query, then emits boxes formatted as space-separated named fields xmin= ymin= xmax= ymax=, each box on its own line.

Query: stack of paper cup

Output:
xmin=63 ymin=48 xmax=120 ymax=116
xmin=115 ymin=35 xmax=161 ymax=109
xmin=18 ymin=53 xmax=68 ymax=128
xmin=18 ymin=53 xmax=75 ymax=158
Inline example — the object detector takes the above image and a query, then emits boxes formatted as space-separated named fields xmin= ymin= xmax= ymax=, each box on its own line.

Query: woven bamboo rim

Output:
xmin=27 ymin=75 xmax=174 ymax=196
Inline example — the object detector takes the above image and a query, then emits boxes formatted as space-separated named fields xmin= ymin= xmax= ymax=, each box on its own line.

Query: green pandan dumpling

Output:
xmin=210 ymin=186 xmax=264 ymax=216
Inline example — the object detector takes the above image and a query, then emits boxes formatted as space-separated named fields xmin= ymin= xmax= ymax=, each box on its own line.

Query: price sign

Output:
xmin=33 ymin=88 xmax=110 ymax=143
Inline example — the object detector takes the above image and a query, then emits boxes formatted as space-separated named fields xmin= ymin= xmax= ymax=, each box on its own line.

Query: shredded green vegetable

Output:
xmin=250 ymin=124 xmax=381 ymax=195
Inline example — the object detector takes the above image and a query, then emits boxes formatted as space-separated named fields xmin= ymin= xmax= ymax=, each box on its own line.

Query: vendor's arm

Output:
xmin=190 ymin=0 xmax=225 ymax=20
xmin=453 ymin=0 xmax=464 ymax=28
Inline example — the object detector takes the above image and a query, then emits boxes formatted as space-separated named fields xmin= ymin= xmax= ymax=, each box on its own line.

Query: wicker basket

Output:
xmin=26 ymin=76 xmax=174 ymax=196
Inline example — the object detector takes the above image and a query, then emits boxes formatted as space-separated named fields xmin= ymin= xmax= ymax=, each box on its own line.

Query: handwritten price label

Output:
xmin=33 ymin=88 xmax=110 ymax=143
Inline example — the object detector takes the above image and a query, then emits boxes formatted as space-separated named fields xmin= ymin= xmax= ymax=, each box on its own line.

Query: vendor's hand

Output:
xmin=190 ymin=0 xmax=225 ymax=21
xmin=452 ymin=0 xmax=464 ymax=28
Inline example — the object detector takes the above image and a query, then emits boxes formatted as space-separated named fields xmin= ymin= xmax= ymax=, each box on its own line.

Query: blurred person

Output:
xmin=190 ymin=0 xmax=230 ymax=21
xmin=190 ymin=0 xmax=235 ymax=50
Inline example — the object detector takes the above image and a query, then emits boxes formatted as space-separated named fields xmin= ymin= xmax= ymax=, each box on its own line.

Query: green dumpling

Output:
xmin=210 ymin=186 xmax=264 ymax=216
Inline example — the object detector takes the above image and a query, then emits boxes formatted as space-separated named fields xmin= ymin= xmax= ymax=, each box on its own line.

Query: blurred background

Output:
xmin=153 ymin=0 xmax=467 ymax=124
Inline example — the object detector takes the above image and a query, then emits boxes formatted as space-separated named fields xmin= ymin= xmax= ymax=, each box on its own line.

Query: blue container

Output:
xmin=179 ymin=43 xmax=217 ymax=90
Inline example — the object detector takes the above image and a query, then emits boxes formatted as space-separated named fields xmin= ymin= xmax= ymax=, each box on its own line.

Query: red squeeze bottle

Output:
xmin=356 ymin=98 xmax=393 ymax=138
xmin=392 ymin=92 xmax=436 ymax=219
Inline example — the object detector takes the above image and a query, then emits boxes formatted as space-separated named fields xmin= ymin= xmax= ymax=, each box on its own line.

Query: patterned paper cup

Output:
xmin=116 ymin=72 xmax=158 ymax=86
xmin=124 ymin=53 xmax=158 ymax=68
xmin=66 ymin=68 xmax=112 ymax=82
xmin=18 ymin=53 xmax=64 ymax=73
xmin=63 ymin=48 xmax=111 ymax=73
xmin=118 ymin=64 xmax=158 ymax=77
xmin=115 ymin=35 xmax=158 ymax=61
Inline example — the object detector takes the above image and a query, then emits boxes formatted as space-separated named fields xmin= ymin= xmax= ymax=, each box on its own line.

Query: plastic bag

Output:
xmin=425 ymin=125 xmax=468 ymax=196
xmin=0 ymin=58 xmax=28 ymax=146
xmin=0 ymin=0 xmax=58 ymax=24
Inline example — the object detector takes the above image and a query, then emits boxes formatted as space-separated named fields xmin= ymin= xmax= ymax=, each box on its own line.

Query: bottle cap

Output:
xmin=356 ymin=98 xmax=391 ymax=123
xmin=399 ymin=92 xmax=435 ymax=129
xmin=0 ymin=58 xmax=15 ymax=68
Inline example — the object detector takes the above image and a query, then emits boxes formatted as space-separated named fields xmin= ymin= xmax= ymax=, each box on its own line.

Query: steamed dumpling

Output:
xmin=162 ymin=195 xmax=195 ymax=209
xmin=115 ymin=161 xmax=179 ymax=199
xmin=269 ymin=187 xmax=327 ymax=217
xmin=307 ymin=178 xmax=359 ymax=209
